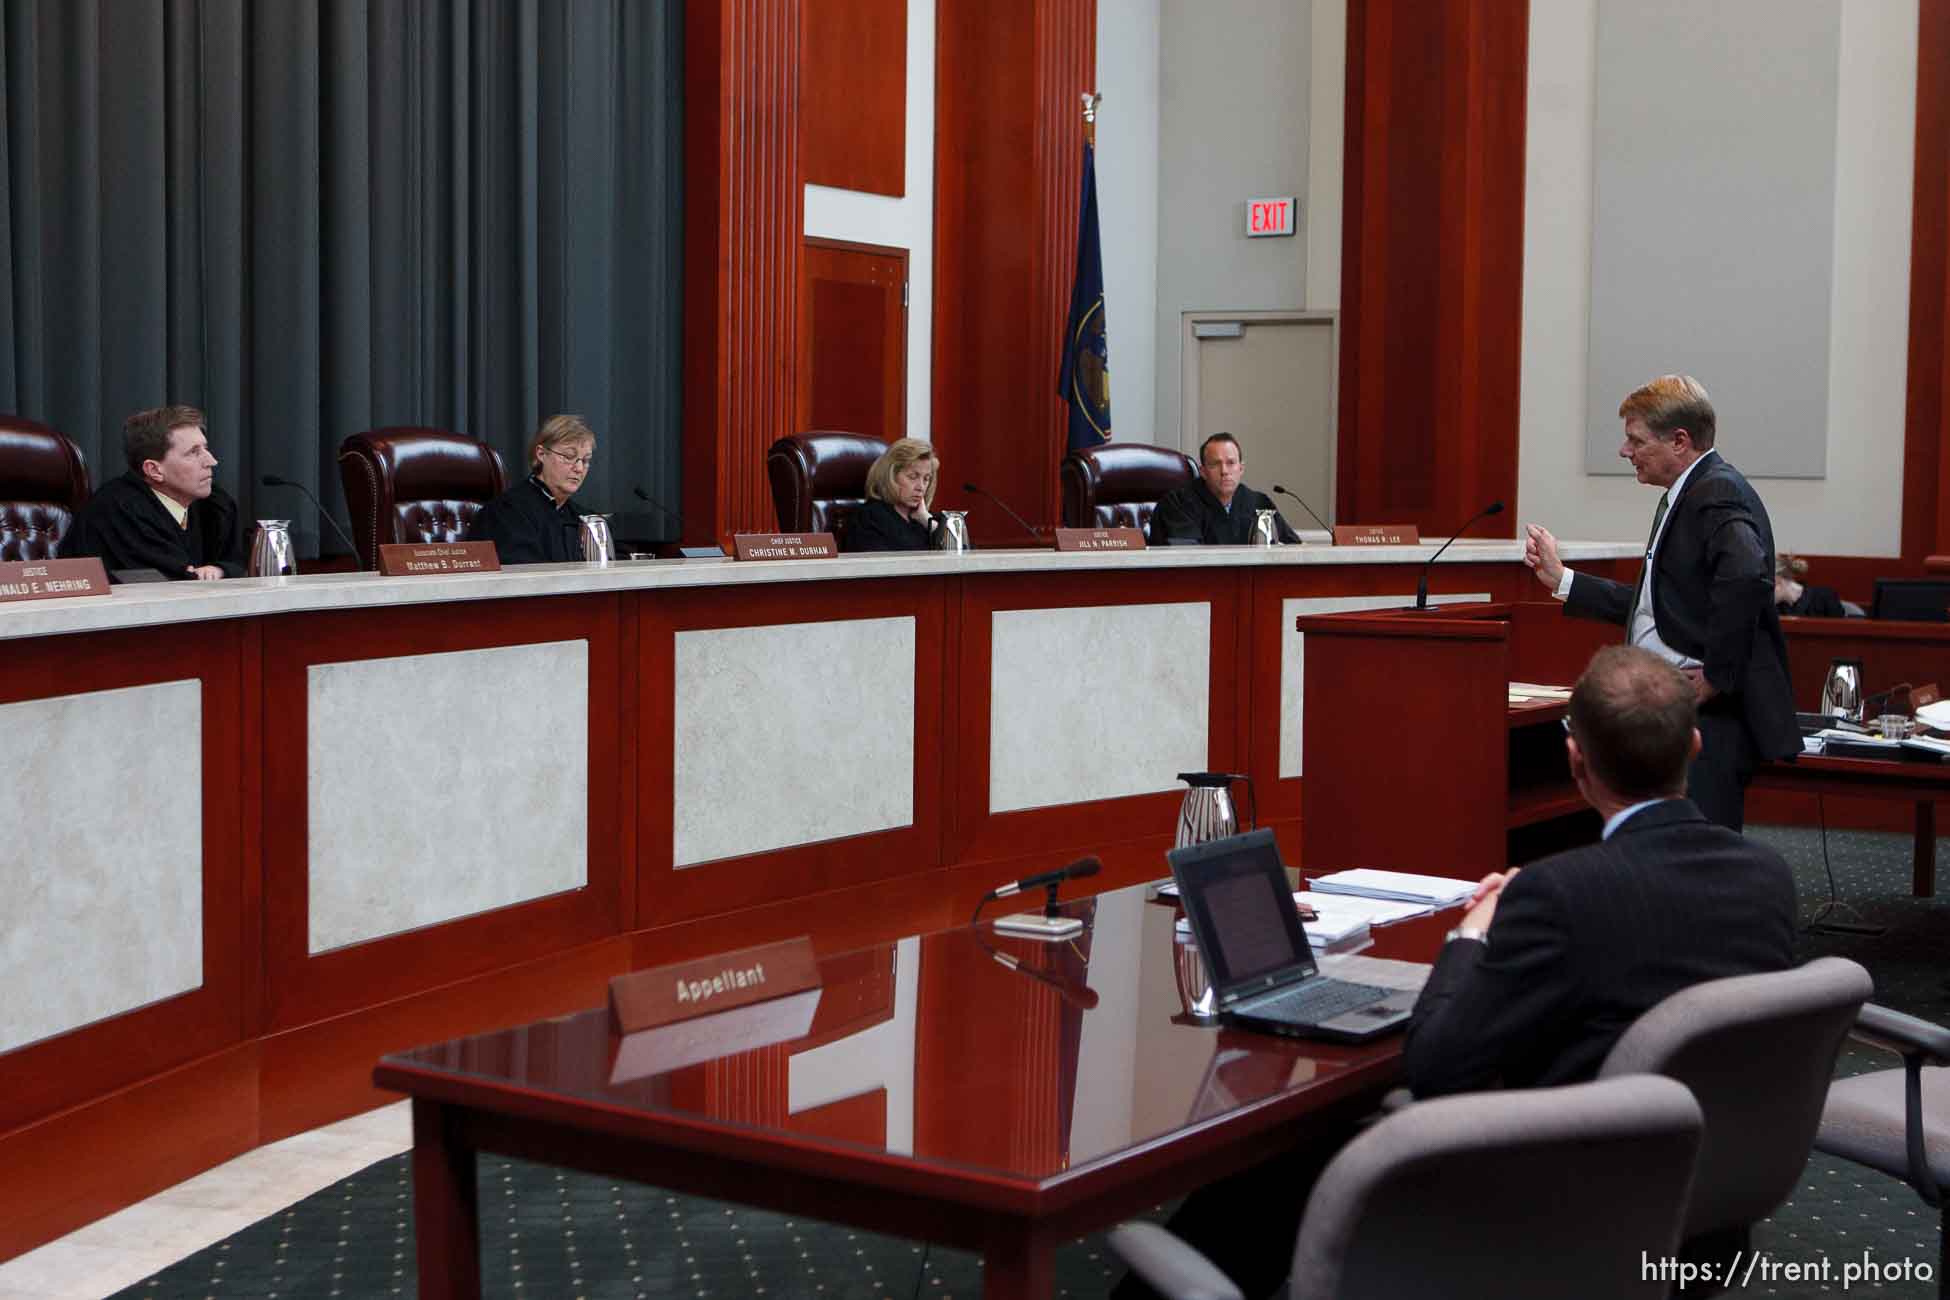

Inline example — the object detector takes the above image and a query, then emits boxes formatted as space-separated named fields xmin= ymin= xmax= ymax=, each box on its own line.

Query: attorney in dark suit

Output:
xmin=1523 ymin=375 xmax=1798 ymax=829
xmin=1403 ymin=645 xmax=1798 ymax=1097
xmin=1146 ymin=432 xmax=1300 ymax=546
xmin=1114 ymin=645 xmax=1798 ymax=1300
xmin=59 ymin=405 xmax=244 ymax=580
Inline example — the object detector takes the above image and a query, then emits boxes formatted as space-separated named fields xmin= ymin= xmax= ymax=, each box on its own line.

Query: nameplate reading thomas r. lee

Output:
xmin=0 ymin=557 xmax=110 ymax=603
xmin=377 ymin=542 xmax=502 ymax=575
xmin=1331 ymin=524 xmax=1420 ymax=546
xmin=1054 ymin=527 xmax=1146 ymax=552
xmin=732 ymin=533 xmax=838 ymax=561
xmin=607 ymin=936 xmax=823 ymax=1083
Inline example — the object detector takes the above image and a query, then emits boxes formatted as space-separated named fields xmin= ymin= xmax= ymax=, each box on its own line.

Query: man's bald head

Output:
xmin=1566 ymin=646 xmax=1699 ymax=801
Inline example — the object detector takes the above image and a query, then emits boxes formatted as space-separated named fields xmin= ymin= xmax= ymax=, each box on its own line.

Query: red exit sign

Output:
xmin=1246 ymin=196 xmax=1297 ymax=238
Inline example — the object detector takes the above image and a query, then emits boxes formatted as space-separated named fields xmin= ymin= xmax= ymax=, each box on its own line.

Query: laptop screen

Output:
xmin=1168 ymin=828 xmax=1316 ymax=999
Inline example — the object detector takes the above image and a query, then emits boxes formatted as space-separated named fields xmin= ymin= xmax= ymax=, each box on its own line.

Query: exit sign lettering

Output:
xmin=1246 ymin=196 xmax=1297 ymax=238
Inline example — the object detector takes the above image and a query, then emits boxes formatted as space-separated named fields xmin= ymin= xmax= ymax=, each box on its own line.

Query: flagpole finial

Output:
xmin=1081 ymin=92 xmax=1101 ymax=145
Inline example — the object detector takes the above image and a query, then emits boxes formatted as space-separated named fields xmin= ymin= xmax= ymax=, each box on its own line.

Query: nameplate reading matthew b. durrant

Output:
xmin=377 ymin=542 xmax=502 ymax=575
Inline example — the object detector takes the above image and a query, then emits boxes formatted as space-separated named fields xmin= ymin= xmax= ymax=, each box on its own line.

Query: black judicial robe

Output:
xmin=842 ymin=499 xmax=943 ymax=553
xmin=466 ymin=475 xmax=588 ymax=564
xmin=1147 ymin=480 xmax=1300 ymax=546
xmin=59 ymin=470 xmax=245 ymax=579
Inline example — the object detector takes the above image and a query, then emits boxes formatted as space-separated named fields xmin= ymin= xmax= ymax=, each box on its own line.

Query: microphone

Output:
xmin=1270 ymin=484 xmax=1330 ymax=536
xmin=987 ymin=855 xmax=1102 ymax=901
xmin=962 ymin=482 xmax=1043 ymax=543
xmin=260 ymin=474 xmax=360 ymax=560
xmin=633 ymin=485 xmax=681 ymax=541
xmin=1414 ymin=501 xmax=1505 ymax=611
xmin=986 ymin=948 xmax=1101 ymax=1010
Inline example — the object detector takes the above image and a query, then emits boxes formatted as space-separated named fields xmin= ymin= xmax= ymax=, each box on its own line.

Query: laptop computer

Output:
xmin=1168 ymin=828 xmax=1417 ymax=1044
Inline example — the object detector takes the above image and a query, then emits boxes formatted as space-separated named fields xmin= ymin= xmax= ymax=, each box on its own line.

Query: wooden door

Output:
xmin=797 ymin=239 xmax=908 ymax=440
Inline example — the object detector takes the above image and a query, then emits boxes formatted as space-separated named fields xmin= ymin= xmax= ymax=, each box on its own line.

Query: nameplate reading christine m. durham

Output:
xmin=0 ymin=557 xmax=110 ymax=603
xmin=732 ymin=532 xmax=839 ymax=561
xmin=1054 ymin=527 xmax=1146 ymax=552
xmin=376 ymin=541 xmax=502 ymax=576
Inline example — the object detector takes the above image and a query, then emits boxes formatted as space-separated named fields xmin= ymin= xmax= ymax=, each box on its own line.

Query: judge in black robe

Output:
xmin=61 ymin=470 xmax=245 ymax=579
xmin=466 ymin=415 xmax=596 ymax=563
xmin=1146 ymin=433 xmax=1299 ymax=546
xmin=841 ymin=438 xmax=950 ymax=553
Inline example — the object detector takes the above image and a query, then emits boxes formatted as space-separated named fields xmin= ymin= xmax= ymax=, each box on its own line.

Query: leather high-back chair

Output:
xmin=0 ymin=416 xmax=90 ymax=562
xmin=338 ymin=428 xmax=509 ymax=571
xmin=1059 ymin=441 xmax=1197 ymax=531
xmin=1109 ymin=1075 xmax=1706 ymax=1300
xmin=1599 ymin=956 xmax=1873 ymax=1247
xmin=765 ymin=432 xmax=888 ymax=542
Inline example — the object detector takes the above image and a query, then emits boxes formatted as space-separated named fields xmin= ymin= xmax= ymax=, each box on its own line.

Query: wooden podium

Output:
xmin=1295 ymin=601 xmax=1616 ymax=879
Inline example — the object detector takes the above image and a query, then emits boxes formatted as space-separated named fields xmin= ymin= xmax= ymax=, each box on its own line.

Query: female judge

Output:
xmin=467 ymin=415 xmax=595 ymax=563
xmin=844 ymin=438 xmax=947 ymax=552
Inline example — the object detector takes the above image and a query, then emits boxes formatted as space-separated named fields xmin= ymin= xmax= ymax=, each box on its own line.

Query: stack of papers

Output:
xmin=1507 ymin=681 xmax=1572 ymax=705
xmin=1295 ymin=890 xmax=1439 ymax=930
xmin=1308 ymin=868 xmax=1476 ymax=908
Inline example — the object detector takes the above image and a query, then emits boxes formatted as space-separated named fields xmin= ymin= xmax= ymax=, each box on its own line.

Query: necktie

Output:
xmin=1626 ymin=491 xmax=1670 ymax=633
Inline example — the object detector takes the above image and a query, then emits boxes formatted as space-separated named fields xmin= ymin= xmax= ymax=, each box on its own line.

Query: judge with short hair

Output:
xmin=1147 ymin=432 xmax=1299 ymax=546
xmin=59 ymin=405 xmax=244 ymax=580
xmin=466 ymin=415 xmax=596 ymax=564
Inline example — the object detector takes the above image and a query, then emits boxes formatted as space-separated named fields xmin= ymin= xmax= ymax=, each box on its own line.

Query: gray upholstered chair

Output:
xmin=1814 ymin=1004 xmax=1950 ymax=1296
xmin=1597 ymin=956 xmax=1874 ymax=1249
xmin=1108 ymin=1075 xmax=1705 ymax=1300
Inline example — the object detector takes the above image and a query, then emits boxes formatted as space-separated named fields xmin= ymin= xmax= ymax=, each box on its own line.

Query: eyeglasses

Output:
xmin=544 ymin=447 xmax=594 ymax=470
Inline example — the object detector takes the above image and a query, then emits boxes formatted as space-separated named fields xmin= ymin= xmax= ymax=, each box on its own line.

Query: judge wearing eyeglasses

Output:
xmin=467 ymin=414 xmax=596 ymax=564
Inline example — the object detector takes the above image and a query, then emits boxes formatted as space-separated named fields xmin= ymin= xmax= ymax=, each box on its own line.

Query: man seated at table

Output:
xmin=59 ymin=405 xmax=244 ymax=580
xmin=1145 ymin=432 xmax=1300 ymax=546
xmin=1116 ymin=645 xmax=1797 ymax=1300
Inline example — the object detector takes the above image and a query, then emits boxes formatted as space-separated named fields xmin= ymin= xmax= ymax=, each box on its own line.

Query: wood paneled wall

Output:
xmin=1903 ymin=0 xmax=1950 ymax=561
xmin=684 ymin=0 xmax=803 ymax=543
xmin=800 ymin=0 xmax=907 ymax=196
xmin=1337 ymin=0 xmax=1529 ymax=540
xmin=929 ymin=0 xmax=1097 ymax=543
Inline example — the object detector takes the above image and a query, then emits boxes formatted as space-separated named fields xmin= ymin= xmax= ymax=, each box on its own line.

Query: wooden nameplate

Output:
xmin=377 ymin=542 xmax=501 ymax=575
xmin=608 ymin=936 xmax=822 ymax=1083
xmin=733 ymin=533 xmax=838 ymax=561
xmin=0 ymin=557 xmax=110 ymax=602
xmin=1331 ymin=524 xmax=1420 ymax=546
xmin=1054 ymin=527 xmax=1146 ymax=552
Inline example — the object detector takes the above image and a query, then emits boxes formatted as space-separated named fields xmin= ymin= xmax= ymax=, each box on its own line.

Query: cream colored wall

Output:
xmin=1516 ymin=0 xmax=1918 ymax=557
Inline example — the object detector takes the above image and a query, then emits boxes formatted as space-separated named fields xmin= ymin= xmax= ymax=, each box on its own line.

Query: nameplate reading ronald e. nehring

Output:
xmin=0 ymin=557 xmax=110 ymax=603
xmin=1054 ymin=527 xmax=1146 ymax=552
xmin=732 ymin=533 xmax=838 ymax=561
xmin=376 ymin=541 xmax=502 ymax=576
xmin=607 ymin=936 xmax=823 ymax=1083
xmin=1331 ymin=524 xmax=1420 ymax=546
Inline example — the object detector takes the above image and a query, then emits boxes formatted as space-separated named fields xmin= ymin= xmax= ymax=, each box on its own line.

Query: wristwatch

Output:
xmin=1445 ymin=925 xmax=1488 ymax=945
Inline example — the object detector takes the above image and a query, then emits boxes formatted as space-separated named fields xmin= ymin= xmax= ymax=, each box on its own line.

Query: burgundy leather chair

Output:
xmin=337 ymin=428 xmax=508 ymax=571
xmin=765 ymin=432 xmax=888 ymax=542
xmin=1059 ymin=441 xmax=1197 ymax=531
xmin=0 ymin=416 xmax=90 ymax=562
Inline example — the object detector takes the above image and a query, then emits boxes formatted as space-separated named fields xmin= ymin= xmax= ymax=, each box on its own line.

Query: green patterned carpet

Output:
xmin=112 ymin=822 xmax=1947 ymax=1299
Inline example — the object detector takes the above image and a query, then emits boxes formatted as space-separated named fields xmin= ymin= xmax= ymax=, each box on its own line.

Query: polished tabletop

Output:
xmin=376 ymin=881 xmax=1442 ymax=1202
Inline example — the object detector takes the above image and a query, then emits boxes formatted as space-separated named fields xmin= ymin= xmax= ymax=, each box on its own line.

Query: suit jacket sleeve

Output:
xmin=1694 ymin=480 xmax=1774 ymax=694
xmin=1147 ymin=488 xmax=1200 ymax=545
xmin=202 ymin=489 xmax=245 ymax=577
xmin=1564 ymin=568 xmax=1632 ymax=626
xmin=466 ymin=496 xmax=547 ymax=565
xmin=1400 ymin=871 xmax=1578 ymax=1098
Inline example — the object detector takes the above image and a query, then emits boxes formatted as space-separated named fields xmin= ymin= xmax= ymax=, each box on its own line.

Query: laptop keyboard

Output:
xmin=1244 ymin=978 xmax=1394 ymax=1021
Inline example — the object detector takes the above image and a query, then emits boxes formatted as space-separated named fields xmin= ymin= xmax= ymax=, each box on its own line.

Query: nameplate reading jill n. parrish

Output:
xmin=376 ymin=542 xmax=502 ymax=576
xmin=0 ymin=558 xmax=110 ymax=603
xmin=732 ymin=533 xmax=838 ymax=561
xmin=607 ymin=936 xmax=823 ymax=1083
xmin=1331 ymin=524 xmax=1420 ymax=546
xmin=1054 ymin=527 xmax=1146 ymax=552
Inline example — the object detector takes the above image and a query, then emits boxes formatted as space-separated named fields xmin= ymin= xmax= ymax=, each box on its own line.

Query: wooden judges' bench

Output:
xmin=0 ymin=535 xmax=1659 ymax=1259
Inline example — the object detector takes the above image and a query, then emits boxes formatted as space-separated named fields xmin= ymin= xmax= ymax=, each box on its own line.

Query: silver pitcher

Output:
xmin=1819 ymin=658 xmax=1864 ymax=721
xmin=1250 ymin=508 xmax=1279 ymax=547
xmin=1175 ymin=772 xmax=1253 ymax=848
xmin=933 ymin=510 xmax=970 ymax=552
xmin=247 ymin=519 xmax=296 ymax=578
xmin=579 ymin=513 xmax=616 ymax=564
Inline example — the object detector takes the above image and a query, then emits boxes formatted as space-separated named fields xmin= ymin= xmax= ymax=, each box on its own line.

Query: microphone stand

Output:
xmin=962 ymin=482 xmax=1043 ymax=543
xmin=1270 ymin=484 xmax=1331 ymax=535
xmin=1412 ymin=501 xmax=1505 ymax=611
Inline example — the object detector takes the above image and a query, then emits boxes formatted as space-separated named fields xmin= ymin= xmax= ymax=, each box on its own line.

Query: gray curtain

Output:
xmin=0 ymin=0 xmax=683 ymax=555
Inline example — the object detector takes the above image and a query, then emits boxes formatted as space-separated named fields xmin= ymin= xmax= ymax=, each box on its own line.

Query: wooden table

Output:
xmin=1752 ymin=752 xmax=1950 ymax=896
xmin=375 ymin=882 xmax=1446 ymax=1298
